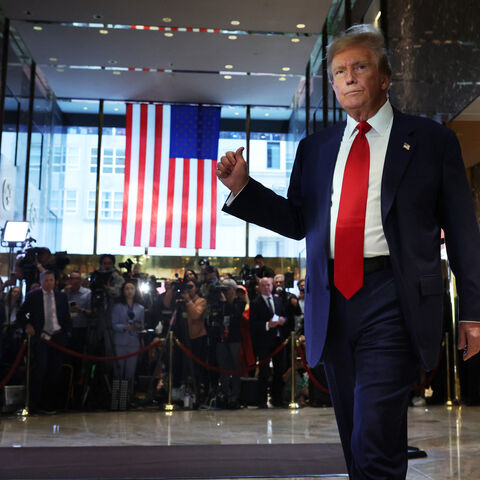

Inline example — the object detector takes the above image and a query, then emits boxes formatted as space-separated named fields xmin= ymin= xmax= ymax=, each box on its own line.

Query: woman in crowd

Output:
xmin=4 ymin=286 xmax=22 ymax=330
xmin=111 ymin=281 xmax=144 ymax=404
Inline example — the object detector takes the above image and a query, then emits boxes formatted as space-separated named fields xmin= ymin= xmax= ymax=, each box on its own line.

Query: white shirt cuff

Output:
xmin=225 ymin=184 xmax=247 ymax=207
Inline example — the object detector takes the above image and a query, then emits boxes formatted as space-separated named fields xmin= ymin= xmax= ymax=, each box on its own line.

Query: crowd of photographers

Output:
xmin=0 ymin=249 xmax=333 ymax=414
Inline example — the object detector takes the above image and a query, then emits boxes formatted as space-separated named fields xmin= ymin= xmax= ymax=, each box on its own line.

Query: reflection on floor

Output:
xmin=0 ymin=404 xmax=478 ymax=479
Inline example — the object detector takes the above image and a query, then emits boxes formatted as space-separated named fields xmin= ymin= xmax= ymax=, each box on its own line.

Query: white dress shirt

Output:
xmin=329 ymin=100 xmax=394 ymax=258
xmin=42 ymin=289 xmax=61 ymax=334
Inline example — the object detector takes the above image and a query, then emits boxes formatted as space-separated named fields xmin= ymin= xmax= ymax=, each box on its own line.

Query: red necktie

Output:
xmin=334 ymin=121 xmax=372 ymax=299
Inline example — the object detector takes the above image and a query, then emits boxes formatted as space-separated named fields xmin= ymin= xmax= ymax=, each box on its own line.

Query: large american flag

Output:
xmin=120 ymin=104 xmax=221 ymax=249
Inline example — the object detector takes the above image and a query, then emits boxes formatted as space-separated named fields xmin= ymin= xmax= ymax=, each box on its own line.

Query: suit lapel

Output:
xmin=381 ymin=109 xmax=417 ymax=224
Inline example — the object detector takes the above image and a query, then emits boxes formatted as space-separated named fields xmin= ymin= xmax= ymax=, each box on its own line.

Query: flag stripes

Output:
xmin=120 ymin=103 xmax=220 ymax=249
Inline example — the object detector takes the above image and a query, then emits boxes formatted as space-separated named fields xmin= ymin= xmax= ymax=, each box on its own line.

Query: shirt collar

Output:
xmin=345 ymin=99 xmax=393 ymax=138
xmin=42 ymin=288 xmax=53 ymax=295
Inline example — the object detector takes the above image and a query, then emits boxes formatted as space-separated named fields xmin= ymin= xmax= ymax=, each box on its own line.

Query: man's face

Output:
xmin=101 ymin=257 xmax=114 ymax=271
xmin=298 ymin=280 xmax=305 ymax=293
xmin=274 ymin=275 xmax=285 ymax=289
xmin=41 ymin=273 xmax=55 ymax=292
xmin=69 ymin=273 xmax=82 ymax=291
xmin=331 ymin=45 xmax=390 ymax=120
xmin=258 ymin=278 xmax=273 ymax=297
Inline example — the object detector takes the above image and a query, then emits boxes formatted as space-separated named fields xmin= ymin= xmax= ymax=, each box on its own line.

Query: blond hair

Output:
xmin=327 ymin=24 xmax=392 ymax=80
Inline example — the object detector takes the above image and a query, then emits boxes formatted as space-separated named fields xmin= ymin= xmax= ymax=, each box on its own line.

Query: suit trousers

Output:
xmin=323 ymin=267 xmax=418 ymax=480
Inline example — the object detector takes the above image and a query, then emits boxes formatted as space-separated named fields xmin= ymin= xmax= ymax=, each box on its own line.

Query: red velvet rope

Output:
xmin=296 ymin=344 xmax=330 ymax=394
xmin=41 ymin=337 xmax=163 ymax=361
xmin=176 ymin=337 xmax=289 ymax=375
xmin=0 ymin=342 xmax=27 ymax=388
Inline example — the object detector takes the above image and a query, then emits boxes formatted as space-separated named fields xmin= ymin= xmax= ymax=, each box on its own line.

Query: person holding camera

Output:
xmin=111 ymin=281 xmax=144 ymax=405
xmin=182 ymin=279 xmax=208 ymax=404
xmin=215 ymin=278 xmax=246 ymax=409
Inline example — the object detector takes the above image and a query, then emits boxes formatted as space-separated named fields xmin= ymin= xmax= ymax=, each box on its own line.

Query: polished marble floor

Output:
xmin=0 ymin=404 xmax=478 ymax=479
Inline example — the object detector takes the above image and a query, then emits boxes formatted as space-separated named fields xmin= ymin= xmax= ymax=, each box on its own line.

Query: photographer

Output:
xmin=182 ymin=279 xmax=207 ymax=404
xmin=216 ymin=278 xmax=246 ymax=409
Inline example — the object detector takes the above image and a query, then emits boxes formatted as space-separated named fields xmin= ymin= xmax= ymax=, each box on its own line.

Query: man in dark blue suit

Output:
xmin=17 ymin=270 xmax=71 ymax=413
xmin=216 ymin=24 xmax=480 ymax=479
xmin=249 ymin=277 xmax=287 ymax=407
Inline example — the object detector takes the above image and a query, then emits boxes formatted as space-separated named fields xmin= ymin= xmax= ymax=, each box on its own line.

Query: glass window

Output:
xmin=53 ymin=145 xmax=66 ymax=173
xmin=267 ymin=142 xmax=280 ymax=169
xmin=103 ymin=148 xmax=114 ymax=174
xmin=66 ymin=146 xmax=80 ymax=169
xmin=87 ymin=191 xmax=96 ymax=219
xmin=90 ymin=147 xmax=97 ymax=173
xmin=65 ymin=190 xmax=77 ymax=213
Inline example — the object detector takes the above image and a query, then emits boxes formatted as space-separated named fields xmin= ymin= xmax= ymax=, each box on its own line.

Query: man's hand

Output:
xmin=25 ymin=323 xmax=35 ymax=337
xmin=457 ymin=322 xmax=480 ymax=361
xmin=216 ymin=147 xmax=248 ymax=196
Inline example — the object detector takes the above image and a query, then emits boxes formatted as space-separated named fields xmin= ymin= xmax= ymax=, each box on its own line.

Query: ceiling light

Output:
xmin=162 ymin=17 xmax=172 ymax=23
xmin=83 ymin=106 xmax=88 ymax=110
xmin=224 ymin=75 xmax=232 ymax=79
xmin=114 ymin=107 xmax=119 ymax=111
xmin=291 ymin=38 xmax=300 ymax=43
xmin=99 ymin=29 xmax=109 ymax=34
xmin=49 ymin=57 xmax=57 ymax=62
xmin=113 ymin=71 xmax=121 ymax=75
xmin=228 ymin=35 xmax=237 ymax=40
xmin=230 ymin=20 xmax=240 ymax=26
xmin=279 ymin=77 xmax=287 ymax=81
xmin=282 ymin=67 xmax=290 ymax=72
xmin=164 ymin=32 xmax=174 ymax=37
xmin=108 ymin=59 xmax=118 ymax=65
xmin=296 ymin=23 xmax=306 ymax=29
xmin=225 ymin=65 xmax=233 ymax=69
xmin=93 ymin=14 xmax=103 ymax=20
xmin=33 ymin=26 xmax=42 ymax=31
xmin=265 ymin=113 xmax=270 ymax=117
xmin=234 ymin=112 xmax=239 ymax=116
xmin=56 ymin=68 xmax=64 ymax=72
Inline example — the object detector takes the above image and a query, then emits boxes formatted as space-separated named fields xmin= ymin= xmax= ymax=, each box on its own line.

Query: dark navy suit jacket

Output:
xmin=17 ymin=289 xmax=72 ymax=337
xmin=224 ymin=108 xmax=480 ymax=370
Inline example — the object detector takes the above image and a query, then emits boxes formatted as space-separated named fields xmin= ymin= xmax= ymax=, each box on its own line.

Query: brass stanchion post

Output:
xmin=19 ymin=337 xmax=30 ymax=416
xmin=448 ymin=269 xmax=461 ymax=405
xmin=445 ymin=332 xmax=453 ymax=407
xmin=164 ymin=331 xmax=175 ymax=412
xmin=289 ymin=332 xmax=299 ymax=410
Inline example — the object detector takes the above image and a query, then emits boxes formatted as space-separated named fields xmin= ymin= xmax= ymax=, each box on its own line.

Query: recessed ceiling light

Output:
xmin=49 ymin=57 xmax=57 ymax=62
xmin=83 ymin=106 xmax=88 ymax=110
xmin=265 ymin=113 xmax=270 ymax=117
xmin=114 ymin=107 xmax=119 ymax=111
xmin=279 ymin=77 xmax=287 ymax=81
xmin=113 ymin=71 xmax=121 ymax=75
xmin=228 ymin=35 xmax=237 ymax=40
xmin=162 ymin=17 xmax=172 ymax=23
xmin=33 ymin=26 xmax=42 ymax=31
xmin=224 ymin=75 xmax=232 ymax=79
xmin=230 ymin=20 xmax=240 ymax=26
xmin=99 ymin=29 xmax=109 ymax=34
xmin=282 ymin=67 xmax=291 ymax=72
xmin=56 ymin=68 xmax=64 ymax=72
xmin=296 ymin=23 xmax=306 ymax=29
xmin=108 ymin=59 xmax=118 ymax=65
xmin=234 ymin=112 xmax=240 ymax=116
xmin=93 ymin=14 xmax=103 ymax=20
xmin=164 ymin=32 xmax=174 ymax=37
xmin=225 ymin=65 xmax=233 ymax=69
xmin=291 ymin=38 xmax=300 ymax=43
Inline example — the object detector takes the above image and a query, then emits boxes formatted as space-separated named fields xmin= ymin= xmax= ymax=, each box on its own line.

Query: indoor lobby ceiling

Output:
xmin=1 ymin=0 xmax=332 ymax=107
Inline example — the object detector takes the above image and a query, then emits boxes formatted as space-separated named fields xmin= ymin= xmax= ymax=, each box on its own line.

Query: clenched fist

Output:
xmin=216 ymin=147 xmax=249 ymax=196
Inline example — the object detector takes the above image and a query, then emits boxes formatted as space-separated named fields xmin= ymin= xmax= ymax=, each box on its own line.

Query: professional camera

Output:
xmin=170 ymin=277 xmax=193 ymax=301
xmin=89 ymin=269 xmax=114 ymax=309
xmin=240 ymin=263 xmax=259 ymax=282
xmin=118 ymin=258 xmax=134 ymax=274
xmin=198 ymin=258 xmax=210 ymax=267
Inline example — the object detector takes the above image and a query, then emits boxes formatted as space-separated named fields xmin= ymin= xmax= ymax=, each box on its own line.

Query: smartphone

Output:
xmin=272 ymin=314 xmax=279 ymax=322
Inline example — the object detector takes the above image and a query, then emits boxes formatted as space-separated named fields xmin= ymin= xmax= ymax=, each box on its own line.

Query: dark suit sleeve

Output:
xmin=223 ymin=139 xmax=307 ymax=240
xmin=16 ymin=291 xmax=40 ymax=333
xmin=249 ymin=299 xmax=268 ymax=339
xmin=440 ymin=129 xmax=480 ymax=322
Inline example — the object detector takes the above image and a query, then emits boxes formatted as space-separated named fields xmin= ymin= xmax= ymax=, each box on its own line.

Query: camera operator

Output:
xmin=182 ymin=279 xmax=208 ymax=404
xmin=216 ymin=278 xmax=246 ymax=409
xmin=253 ymin=254 xmax=275 ymax=280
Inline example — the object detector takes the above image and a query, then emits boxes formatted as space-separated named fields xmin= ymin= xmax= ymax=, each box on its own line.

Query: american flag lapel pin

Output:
xmin=403 ymin=142 xmax=411 ymax=151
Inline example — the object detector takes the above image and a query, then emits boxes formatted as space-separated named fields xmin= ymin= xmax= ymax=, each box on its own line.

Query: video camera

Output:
xmin=118 ymin=258 xmax=134 ymax=274
xmin=240 ymin=263 xmax=259 ymax=282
